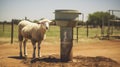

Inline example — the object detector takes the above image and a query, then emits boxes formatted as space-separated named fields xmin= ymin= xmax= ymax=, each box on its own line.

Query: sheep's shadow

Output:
xmin=8 ymin=56 xmax=25 ymax=60
xmin=8 ymin=55 xmax=60 ymax=63
xmin=8 ymin=55 xmax=120 ymax=67
xmin=31 ymin=55 xmax=60 ymax=63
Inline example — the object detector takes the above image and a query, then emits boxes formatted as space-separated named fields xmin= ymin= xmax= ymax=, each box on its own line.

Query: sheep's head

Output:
xmin=38 ymin=19 xmax=52 ymax=30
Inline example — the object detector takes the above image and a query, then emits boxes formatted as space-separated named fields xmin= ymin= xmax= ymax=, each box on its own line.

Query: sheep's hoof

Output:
xmin=32 ymin=57 xmax=36 ymax=59
xmin=31 ymin=57 xmax=36 ymax=62
xmin=31 ymin=58 xmax=36 ymax=63
xmin=20 ymin=52 xmax=23 ymax=58
xmin=38 ymin=55 xmax=42 ymax=58
xmin=25 ymin=55 xmax=27 ymax=60
xmin=33 ymin=55 xmax=36 ymax=59
xmin=38 ymin=56 xmax=40 ymax=59
xmin=20 ymin=54 xmax=23 ymax=58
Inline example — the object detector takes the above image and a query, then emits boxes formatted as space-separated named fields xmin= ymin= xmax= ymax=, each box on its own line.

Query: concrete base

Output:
xmin=60 ymin=27 xmax=73 ymax=62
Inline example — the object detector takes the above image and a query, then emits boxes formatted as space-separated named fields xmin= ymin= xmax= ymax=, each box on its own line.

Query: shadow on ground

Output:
xmin=8 ymin=56 xmax=25 ymax=60
xmin=8 ymin=55 xmax=119 ymax=67
xmin=31 ymin=55 xmax=60 ymax=63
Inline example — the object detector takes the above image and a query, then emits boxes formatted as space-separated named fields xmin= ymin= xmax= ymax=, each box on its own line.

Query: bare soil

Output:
xmin=0 ymin=38 xmax=120 ymax=67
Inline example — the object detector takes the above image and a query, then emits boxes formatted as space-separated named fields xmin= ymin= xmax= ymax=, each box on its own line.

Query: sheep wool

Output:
xmin=18 ymin=19 xmax=51 ymax=59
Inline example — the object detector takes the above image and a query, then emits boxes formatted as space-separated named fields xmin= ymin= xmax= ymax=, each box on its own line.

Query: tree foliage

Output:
xmin=88 ymin=11 xmax=115 ymax=27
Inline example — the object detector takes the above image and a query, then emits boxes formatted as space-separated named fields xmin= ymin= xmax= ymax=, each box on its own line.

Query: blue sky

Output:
xmin=0 ymin=0 xmax=120 ymax=21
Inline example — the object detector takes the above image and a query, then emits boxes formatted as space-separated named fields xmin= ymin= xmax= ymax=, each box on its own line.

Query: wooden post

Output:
xmin=3 ymin=22 xmax=5 ymax=32
xmin=25 ymin=17 xmax=27 ymax=20
xmin=86 ymin=21 xmax=89 ymax=37
xmin=101 ymin=17 xmax=104 ymax=38
xmin=11 ymin=19 xmax=14 ymax=44
xmin=107 ymin=21 xmax=110 ymax=39
xmin=111 ymin=22 xmax=114 ymax=35
xmin=76 ymin=27 xmax=79 ymax=42
xmin=60 ymin=27 xmax=73 ymax=62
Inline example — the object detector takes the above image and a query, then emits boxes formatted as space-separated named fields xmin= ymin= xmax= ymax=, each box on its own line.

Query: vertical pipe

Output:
xmin=82 ymin=13 xmax=84 ymax=26
xmin=107 ymin=10 xmax=110 ymax=39
xmin=111 ymin=10 xmax=114 ymax=35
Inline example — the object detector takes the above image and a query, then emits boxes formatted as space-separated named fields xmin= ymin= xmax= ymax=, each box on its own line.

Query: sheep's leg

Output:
xmin=23 ymin=39 xmax=27 ymax=59
xmin=38 ymin=41 xmax=41 ymax=58
xmin=32 ymin=41 xmax=36 ymax=59
xmin=19 ymin=41 xmax=22 ymax=58
xmin=18 ymin=32 xmax=23 ymax=58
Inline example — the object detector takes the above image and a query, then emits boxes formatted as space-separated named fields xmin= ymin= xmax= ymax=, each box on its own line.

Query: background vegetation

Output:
xmin=0 ymin=11 xmax=120 ymax=44
xmin=0 ymin=24 xmax=119 ymax=42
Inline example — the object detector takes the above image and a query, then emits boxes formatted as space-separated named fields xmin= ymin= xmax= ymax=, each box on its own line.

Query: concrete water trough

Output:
xmin=54 ymin=9 xmax=81 ymax=62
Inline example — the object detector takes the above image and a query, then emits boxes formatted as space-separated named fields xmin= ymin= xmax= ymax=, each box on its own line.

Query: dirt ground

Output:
xmin=0 ymin=38 xmax=120 ymax=67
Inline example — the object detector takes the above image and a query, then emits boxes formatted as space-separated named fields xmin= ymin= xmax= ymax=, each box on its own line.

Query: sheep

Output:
xmin=18 ymin=18 xmax=52 ymax=59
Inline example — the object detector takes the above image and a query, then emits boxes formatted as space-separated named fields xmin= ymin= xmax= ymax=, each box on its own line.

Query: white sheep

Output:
xmin=18 ymin=19 xmax=52 ymax=59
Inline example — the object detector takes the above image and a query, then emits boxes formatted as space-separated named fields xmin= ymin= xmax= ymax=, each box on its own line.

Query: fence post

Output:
xmin=3 ymin=22 xmax=5 ymax=32
xmin=101 ymin=17 xmax=104 ymax=38
xmin=76 ymin=27 xmax=79 ymax=42
xmin=86 ymin=21 xmax=89 ymax=37
xmin=11 ymin=19 xmax=14 ymax=44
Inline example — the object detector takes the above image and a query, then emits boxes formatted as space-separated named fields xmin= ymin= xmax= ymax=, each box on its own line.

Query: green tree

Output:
xmin=88 ymin=11 xmax=114 ymax=28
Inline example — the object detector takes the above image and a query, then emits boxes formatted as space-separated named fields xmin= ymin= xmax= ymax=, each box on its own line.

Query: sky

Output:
xmin=0 ymin=0 xmax=120 ymax=22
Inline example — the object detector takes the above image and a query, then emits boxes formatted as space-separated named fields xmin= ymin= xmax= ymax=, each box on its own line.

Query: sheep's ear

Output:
xmin=37 ymin=22 xmax=42 ymax=24
xmin=48 ymin=20 xmax=52 ymax=23
xmin=37 ymin=21 xmax=45 ymax=24
xmin=37 ymin=22 xmax=41 ymax=24
xmin=37 ymin=23 xmax=40 ymax=24
xmin=42 ymin=21 xmax=51 ymax=24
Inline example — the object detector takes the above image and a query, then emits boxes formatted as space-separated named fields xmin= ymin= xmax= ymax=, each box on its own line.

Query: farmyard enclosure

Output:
xmin=0 ymin=0 xmax=120 ymax=66
xmin=0 ymin=23 xmax=120 ymax=67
